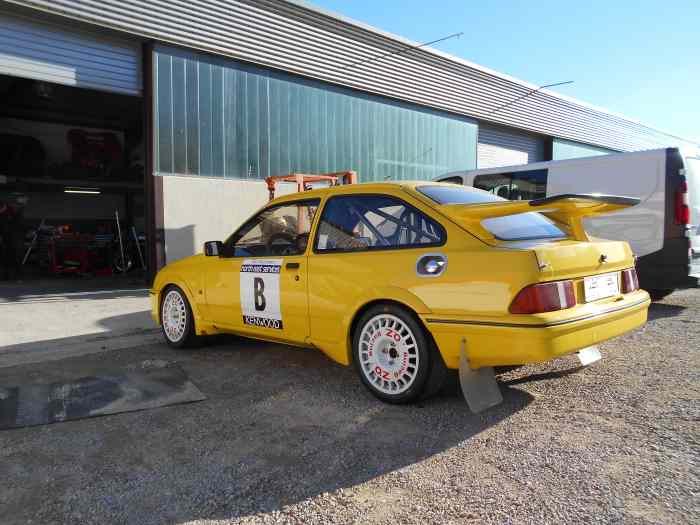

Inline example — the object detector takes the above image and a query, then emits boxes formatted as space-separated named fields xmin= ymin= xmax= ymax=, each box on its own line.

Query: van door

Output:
xmin=545 ymin=152 xmax=665 ymax=258
xmin=685 ymin=157 xmax=700 ymax=278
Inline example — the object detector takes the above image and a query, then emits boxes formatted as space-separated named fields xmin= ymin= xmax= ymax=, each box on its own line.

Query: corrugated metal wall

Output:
xmin=0 ymin=10 xmax=141 ymax=94
xmin=477 ymin=124 xmax=545 ymax=168
xmin=552 ymin=138 xmax=615 ymax=160
xmin=5 ymin=0 xmax=697 ymax=153
xmin=154 ymin=46 xmax=477 ymax=181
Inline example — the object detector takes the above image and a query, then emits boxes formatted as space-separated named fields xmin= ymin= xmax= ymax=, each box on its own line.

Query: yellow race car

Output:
xmin=151 ymin=182 xmax=649 ymax=408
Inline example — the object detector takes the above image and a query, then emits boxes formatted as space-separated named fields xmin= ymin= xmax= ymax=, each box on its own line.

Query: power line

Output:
xmin=344 ymin=32 xmax=463 ymax=70
xmin=487 ymin=80 xmax=574 ymax=116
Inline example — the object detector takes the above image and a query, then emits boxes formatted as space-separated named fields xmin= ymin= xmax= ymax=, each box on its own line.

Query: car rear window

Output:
xmin=417 ymin=185 xmax=499 ymax=205
xmin=417 ymin=185 xmax=566 ymax=241
xmin=481 ymin=213 xmax=566 ymax=241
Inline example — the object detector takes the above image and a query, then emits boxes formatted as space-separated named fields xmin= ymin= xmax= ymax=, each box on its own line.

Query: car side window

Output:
xmin=314 ymin=195 xmax=445 ymax=253
xmin=225 ymin=200 xmax=320 ymax=257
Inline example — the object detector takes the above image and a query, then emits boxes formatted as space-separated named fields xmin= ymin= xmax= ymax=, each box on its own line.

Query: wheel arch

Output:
xmin=156 ymin=278 xmax=200 ymax=325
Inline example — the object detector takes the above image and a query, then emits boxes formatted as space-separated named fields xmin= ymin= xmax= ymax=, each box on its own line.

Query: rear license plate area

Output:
xmin=583 ymin=272 xmax=619 ymax=302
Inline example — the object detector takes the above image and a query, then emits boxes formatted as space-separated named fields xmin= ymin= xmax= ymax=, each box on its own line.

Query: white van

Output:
xmin=436 ymin=148 xmax=700 ymax=299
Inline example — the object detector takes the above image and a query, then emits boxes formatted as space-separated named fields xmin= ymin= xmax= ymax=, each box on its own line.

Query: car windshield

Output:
xmin=416 ymin=185 xmax=566 ymax=241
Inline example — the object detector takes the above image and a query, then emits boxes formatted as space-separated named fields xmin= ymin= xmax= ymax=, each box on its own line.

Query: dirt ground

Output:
xmin=0 ymin=289 xmax=698 ymax=525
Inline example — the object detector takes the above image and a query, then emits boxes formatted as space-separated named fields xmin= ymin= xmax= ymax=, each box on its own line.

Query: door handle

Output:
xmin=286 ymin=262 xmax=300 ymax=269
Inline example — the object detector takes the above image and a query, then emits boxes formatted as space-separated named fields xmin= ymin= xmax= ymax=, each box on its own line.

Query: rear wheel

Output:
xmin=352 ymin=304 xmax=440 ymax=404
xmin=160 ymin=285 xmax=198 ymax=348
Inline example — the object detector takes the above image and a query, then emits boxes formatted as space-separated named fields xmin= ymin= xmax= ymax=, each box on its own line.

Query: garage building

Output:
xmin=0 ymin=0 xmax=697 ymax=286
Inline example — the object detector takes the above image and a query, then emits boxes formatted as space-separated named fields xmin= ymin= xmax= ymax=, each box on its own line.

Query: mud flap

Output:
xmin=577 ymin=345 xmax=602 ymax=366
xmin=459 ymin=339 xmax=503 ymax=413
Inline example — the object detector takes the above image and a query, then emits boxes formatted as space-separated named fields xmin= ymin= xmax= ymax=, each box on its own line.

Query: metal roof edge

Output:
xmin=284 ymin=0 xmax=699 ymax=146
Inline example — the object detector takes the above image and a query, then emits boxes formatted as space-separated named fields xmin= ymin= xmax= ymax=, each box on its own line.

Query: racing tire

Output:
xmin=352 ymin=303 xmax=440 ymax=404
xmin=160 ymin=285 xmax=199 ymax=349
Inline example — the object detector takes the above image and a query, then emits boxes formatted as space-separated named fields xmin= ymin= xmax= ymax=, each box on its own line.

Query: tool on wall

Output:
xmin=22 ymin=218 xmax=45 ymax=265
xmin=131 ymin=226 xmax=146 ymax=270
xmin=115 ymin=210 xmax=126 ymax=275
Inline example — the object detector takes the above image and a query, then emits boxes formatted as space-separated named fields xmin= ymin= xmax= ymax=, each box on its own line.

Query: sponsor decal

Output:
xmin=240 ymin=259 xmax=283 ymax=330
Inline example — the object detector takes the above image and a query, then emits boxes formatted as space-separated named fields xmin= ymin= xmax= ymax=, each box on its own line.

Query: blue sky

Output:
xmin=309 ymin=0 xmax=699 ymax=142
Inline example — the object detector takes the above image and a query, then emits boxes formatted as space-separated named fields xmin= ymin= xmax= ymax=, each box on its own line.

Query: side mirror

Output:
xmin=204 ymin=241 xmax=223 ymax=257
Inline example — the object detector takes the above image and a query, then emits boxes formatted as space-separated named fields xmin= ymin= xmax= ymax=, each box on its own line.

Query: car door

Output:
xmin=203 ymin=199 xmax=320 ymax=345
xmin=307 ymin=193 xmax=447 ymax=353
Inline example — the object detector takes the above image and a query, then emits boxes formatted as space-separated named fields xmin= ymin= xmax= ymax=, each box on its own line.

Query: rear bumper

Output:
xmin=424 ymin=292 xmax=650 ymax=369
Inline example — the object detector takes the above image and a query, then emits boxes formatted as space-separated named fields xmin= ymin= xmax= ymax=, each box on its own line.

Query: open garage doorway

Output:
xmin=0 ymin=76 xmax=148 ymax=292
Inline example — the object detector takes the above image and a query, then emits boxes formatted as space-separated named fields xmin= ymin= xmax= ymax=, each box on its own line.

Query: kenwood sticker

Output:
xmin=240 ymin=259 xmax=283 ymax=329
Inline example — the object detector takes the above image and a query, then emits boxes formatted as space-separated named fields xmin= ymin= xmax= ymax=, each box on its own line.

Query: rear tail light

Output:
xmin=621 ymin=268 xmax=640 ymax=293
xmin=509 ymin=280 xmax=576 ymax=314
xmin=675 ymin=178 xmax=690 ymax=225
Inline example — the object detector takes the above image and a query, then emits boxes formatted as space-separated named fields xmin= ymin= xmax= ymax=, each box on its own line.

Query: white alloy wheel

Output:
xmin=358 ymin=314 xmax=420 ymax=395
xmin=162 ymin=289 xmax=188 ymax=343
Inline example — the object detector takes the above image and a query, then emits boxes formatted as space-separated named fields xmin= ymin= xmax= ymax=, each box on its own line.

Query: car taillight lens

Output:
xmin=509 ymin=280 xmax=576 ymax=314
xmin=621 ymin=268 xmax=640 ymax=293
xmin=675 ymin=179 xmax=690 ymax=225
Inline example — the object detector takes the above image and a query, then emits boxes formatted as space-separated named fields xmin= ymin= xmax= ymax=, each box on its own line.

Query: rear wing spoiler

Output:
xmin=441 ymin=194 xmax=640 ymax=242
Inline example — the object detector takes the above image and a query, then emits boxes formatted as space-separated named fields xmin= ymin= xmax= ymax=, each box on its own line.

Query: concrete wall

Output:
xmin=161 ymin=175 xmax=295 ymax=263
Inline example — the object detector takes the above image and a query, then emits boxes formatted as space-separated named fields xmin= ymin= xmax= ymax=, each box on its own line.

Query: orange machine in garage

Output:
xmin=265 ymin=171 xmax=357 ymax=201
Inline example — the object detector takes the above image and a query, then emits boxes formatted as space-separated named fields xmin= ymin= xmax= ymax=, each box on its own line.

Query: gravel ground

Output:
xmin=0 ymin=289 xmax=698 ymax=525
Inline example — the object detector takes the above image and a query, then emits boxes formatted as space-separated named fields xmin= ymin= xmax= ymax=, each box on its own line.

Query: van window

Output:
xmin=437 ymin=175 xmax=464 ymax=185
xmin=474 ymin=169 xmax=548 ymax=200
xmin=416 ymin=184 xmax=566 ymax=241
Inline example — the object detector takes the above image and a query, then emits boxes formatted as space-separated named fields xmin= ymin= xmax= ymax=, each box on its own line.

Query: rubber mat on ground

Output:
xmin=0 ymin=365 xmax=206 ymax=430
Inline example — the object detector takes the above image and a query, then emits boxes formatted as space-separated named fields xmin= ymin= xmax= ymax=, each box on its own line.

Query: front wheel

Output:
xmin=160 ymin=285 xmax=198 ymax=348
xmin=352 ymin=304 xmax=438 ymax=404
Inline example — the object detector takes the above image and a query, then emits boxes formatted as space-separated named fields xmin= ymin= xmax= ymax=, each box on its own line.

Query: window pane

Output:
xmin=315 ymin=195 xmax=445 ymax=252
xmin=473 ymin=169 xmax=548 ymax=200
xmin=154 ymin=47 xmax=477 ymax=181
xmin=482 ymin=213 xmax=565 ymax=241
xmin=416 ymin=185 xmax=500 ymax=205
xmin=228 ymin=200 xmax=320 ymax=256
xmin=416 ymin=185 xmax=565 ymax=241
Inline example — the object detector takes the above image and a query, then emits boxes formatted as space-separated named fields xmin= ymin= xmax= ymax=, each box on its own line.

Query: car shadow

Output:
xmin=0 ymin=333 xmax=534 ymax=524
xmin=503 ymin=365 xmax=585 ymax=386
xmin=157 ymin=338 xmax=534 ymax=523
xmin=647 ymin=302 xmax=686 ymax=321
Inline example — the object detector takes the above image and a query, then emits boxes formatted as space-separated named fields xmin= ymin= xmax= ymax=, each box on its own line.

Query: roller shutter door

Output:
xmin=0 ymin=11 xmax=141 ymax=95
xmin=478 ymin=124 xmax=545 ymax=168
